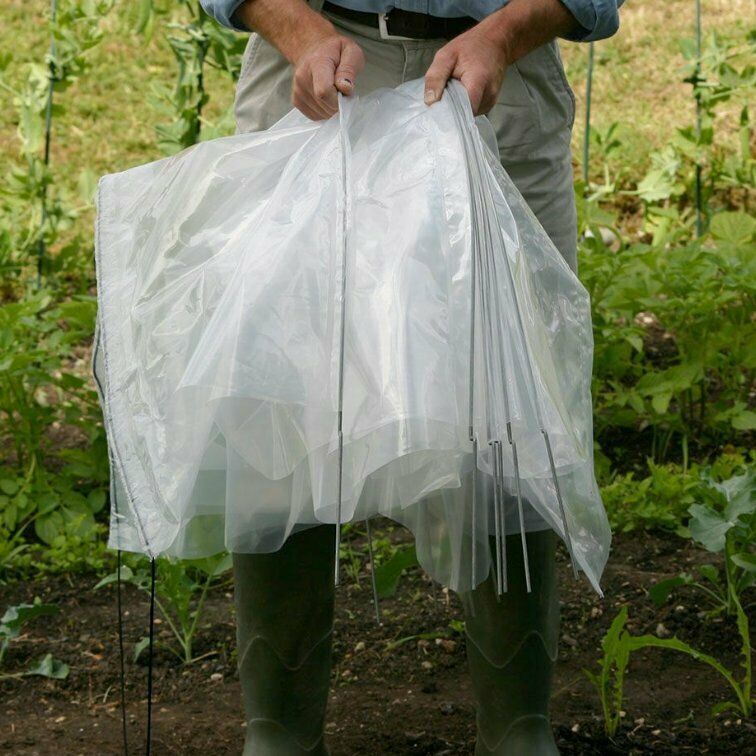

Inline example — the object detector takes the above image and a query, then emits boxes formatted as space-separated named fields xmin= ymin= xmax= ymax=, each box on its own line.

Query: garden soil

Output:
xmin=1 ymin=529 xmax=754 ymax=755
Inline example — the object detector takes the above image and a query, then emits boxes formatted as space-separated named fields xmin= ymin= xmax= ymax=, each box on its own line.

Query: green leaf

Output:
xmin=134 ymin=636 xmax=150 ymax=662
xmin=374 ymin=545 xmax=418 ymax=598
xmin=710 ymin=212 xmax=756 ymax=245
xmin=731 ymin=552 xmax=756 ymax=573
xmin=1 ymin=601 xmax=59 ymax=638
xmin=25 ymin=654 xmax=69 ymax=679
xmin=698 ymin=564 xmax=720 ymax=584
xmin=35 ymin=511 xmax=64 ymax=545
xmin=87 ymin=489 xmax=107 ymax=513
xmin=651 ymin=392 xmax=672 ymax=415
xmin=688 ymin=504 xmax=730 ymax=553
xmin=0 ymin=479 xmax=19 ymax=496
xmin=649 ymin=574 xmax=692 ymax=605
xmin=94 ymin=564 xmax=134 ymax=590
xmin=731 ymin=410 xmax=756 ymax=431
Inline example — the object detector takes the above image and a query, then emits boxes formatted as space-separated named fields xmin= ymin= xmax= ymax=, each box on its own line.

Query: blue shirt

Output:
xmin=200 ymin=1 xmax=624 ymax=42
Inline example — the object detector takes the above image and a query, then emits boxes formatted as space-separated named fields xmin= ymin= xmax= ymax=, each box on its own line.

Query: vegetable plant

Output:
xmin=96 ymin=552 xmax=232 ymax=664
xmin=0 ymin=598 xmax=69 ymax=680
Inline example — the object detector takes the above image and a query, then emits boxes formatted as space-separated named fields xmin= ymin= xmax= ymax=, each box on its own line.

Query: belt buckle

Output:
xmin=378 ymin=12 xmax=415 ymax=41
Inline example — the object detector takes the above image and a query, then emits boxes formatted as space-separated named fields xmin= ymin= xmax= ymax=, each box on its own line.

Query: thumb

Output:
xmin=335 ymin=39 xmax=365 ymax=95
xmin=424 ymin=49 xmax=455 ymax=105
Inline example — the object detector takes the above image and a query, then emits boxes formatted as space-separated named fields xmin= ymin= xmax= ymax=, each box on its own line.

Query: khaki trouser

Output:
xmin=233 ymin=3 xmax=579 ymax=270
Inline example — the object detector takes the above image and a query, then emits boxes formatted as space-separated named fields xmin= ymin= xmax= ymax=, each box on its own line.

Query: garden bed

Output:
xmin=1 ymin=528 xmax=753 ymax=755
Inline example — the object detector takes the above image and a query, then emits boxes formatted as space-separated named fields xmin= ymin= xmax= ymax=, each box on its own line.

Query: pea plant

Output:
xmin=142 ymin=0 xmax=246 ymax=153
xmin=634 ymin=29 xmax=755 ymax=243
xmin=0 ymin=0 xmax=113 ymax=284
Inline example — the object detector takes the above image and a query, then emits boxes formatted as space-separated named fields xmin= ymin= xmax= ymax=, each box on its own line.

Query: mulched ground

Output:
xmin=1 ymin=529 xmax=754 ymax=755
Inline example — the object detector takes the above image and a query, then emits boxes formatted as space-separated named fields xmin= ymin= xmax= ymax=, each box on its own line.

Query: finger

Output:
xmin=459 ymin=74 xmax=485 ymax=115
xmin=335 ymin=39 xmax=365 ymax=95
xmin=293 ymin=81 xmax=333 ymax=121
xmin=310 ymin=57 xmax=339 ymax=114
xmin=293 ymin=68 xmax=335 ymax=120
xmin=424 ymin=49 xmax=456 ymax=105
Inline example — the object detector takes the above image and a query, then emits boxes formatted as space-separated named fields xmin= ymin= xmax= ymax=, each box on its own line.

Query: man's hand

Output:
xmin=291 ymin=34 xmax=365 ymax=120
xmin=424 ymin=0 xmax=580 ymax=114
xmin=235 ymin=0 xmax=364 ymax=121
xmin=424 ymin=28 xmax=509 ymax=116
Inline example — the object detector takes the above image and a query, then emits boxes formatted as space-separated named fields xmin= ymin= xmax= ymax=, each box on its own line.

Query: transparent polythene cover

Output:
xmin=93 ymin=78 xmax=610 ymax=595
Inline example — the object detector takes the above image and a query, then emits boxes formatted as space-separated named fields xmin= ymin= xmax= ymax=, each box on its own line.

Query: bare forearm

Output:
xmin=234 ymin=0 xmax=335 ymax=63
xmin=477 ymin=0 xmax=582 ymax=64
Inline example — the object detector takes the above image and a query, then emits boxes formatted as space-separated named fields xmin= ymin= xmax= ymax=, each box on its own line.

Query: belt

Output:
xmin=322 ymin=2 xmax=477 ymax=40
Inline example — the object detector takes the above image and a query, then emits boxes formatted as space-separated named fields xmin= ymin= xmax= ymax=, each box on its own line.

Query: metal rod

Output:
xmin=582 ymin=41 xmax=595 ymax=190
xmin=491 ymin=441 xmax=503 ymax=595
xmin=542 ymin=430 xmax=579 ymax=578
xmin=365 ymin=518 xmax=381 ymax=624
xmin=495 ymin=440 xmax=508 ymax=594
xmin=508 ymin=422 xmax=531 ymax=593
xmin=145 ymin=558 xmax=157 ymax=756
xmin=470 ymin=436 xmax=478 ymax=587
xmin=37 ymin=0 xmax=58 ymax=287
xmin=116 ymin=550 xmax=129 ymax=755
xmin=334 ymin=95 xmax=350 ymax=585
xmin=694 ymin=0 xmax=703 ymax=237
xmin=469 ymin=122 xmax=581 ymax=581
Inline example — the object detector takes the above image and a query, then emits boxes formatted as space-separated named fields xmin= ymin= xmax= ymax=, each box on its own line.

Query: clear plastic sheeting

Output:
xmin=92 ymin=78 xmax=611 ymax=596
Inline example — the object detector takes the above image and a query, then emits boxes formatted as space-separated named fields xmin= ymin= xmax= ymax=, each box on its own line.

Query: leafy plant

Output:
xmin=385 ymin=619 xmax=464 ymax=652
xmin=0 ymin=292 xmax=108 ymax=576
xmin=374 ymin=544 xmax=419 ymax=599
xmin=586 ymin=599 xmax=754 ymax=737
xmin=583 ymin=606 xmax=632 ymax=737
xmin=633 ymin=29 xmax=755 ymax=242
xmin=600 ymin=453 xmax=752 ymax=534
xmin=96 ymin=552 xmax=232 ymax=664
xmin=0 ymin=598 xmax=69 ymax=679
xmin=651 ymin=469 xmax=755 ymax=616
xmin=0 ymin=0 xmax=113 ymax=283
xmin=580 ymin=210 xmax=755 ymax=463
xmin=146 ymin=0 xmax=246 ymax=153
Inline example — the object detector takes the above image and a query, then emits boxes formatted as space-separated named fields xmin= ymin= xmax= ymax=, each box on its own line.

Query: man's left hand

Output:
xmin=424 ymin=27 xmax=510 ymax=116
xmin=423 ymin=0 xmax=581 ymax=115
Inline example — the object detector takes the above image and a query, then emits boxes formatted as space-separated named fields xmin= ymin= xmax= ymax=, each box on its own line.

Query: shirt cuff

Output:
xmin=559 ymin=0 xmax=622 ymax=43
xmin=201 ymin=0 xmax=250 ymax=32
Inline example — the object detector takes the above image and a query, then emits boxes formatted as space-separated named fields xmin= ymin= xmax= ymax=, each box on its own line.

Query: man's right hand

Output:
xmin=235 ymin=0 xmax=365 ymax=121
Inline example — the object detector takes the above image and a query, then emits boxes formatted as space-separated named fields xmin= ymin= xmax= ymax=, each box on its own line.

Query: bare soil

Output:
xmin=1 ymin=530 xmax=754 ymax=755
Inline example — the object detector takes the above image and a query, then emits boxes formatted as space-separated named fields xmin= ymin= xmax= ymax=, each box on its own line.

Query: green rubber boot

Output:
xmin=462 ymin=529 xmax=561 ymax=756
xmin=233 ymin=524 xmax=336 ymax=755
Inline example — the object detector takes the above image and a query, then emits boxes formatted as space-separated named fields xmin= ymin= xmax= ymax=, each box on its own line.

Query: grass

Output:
xmin=1 ymin=0 xmax=750 ymax=247
xmin=561 ymin=0 xmax=754 ymax=180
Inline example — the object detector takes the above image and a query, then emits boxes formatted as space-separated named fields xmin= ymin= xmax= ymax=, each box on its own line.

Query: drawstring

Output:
xmin=145 ymin=558 xmax=157 ymax=755
xmin=115 ymin=551 xmax=157 ymax=755
xmin=116 ymin=549 xmax=129 ymax=754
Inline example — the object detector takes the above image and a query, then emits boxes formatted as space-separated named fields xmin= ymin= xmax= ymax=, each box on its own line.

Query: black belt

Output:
xmin=322 ymin=2 xmax=477 ymax=40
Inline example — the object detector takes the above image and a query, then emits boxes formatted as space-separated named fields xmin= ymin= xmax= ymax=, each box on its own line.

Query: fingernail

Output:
xmin=338 ymin=77 xmax=353 ymax=88
xmin=424 ymin=89 xmax=436 ymax=105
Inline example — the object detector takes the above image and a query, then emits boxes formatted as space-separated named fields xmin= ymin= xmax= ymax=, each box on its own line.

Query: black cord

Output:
xmin=146 ymin=558 xmax=157 ymax=755
xmin=116 ymin=549 xmax=129 ymax=755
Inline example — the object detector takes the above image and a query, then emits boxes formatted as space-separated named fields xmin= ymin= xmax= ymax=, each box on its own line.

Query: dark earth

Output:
xmin=1 ymin=528 xmax=754 ymax=755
